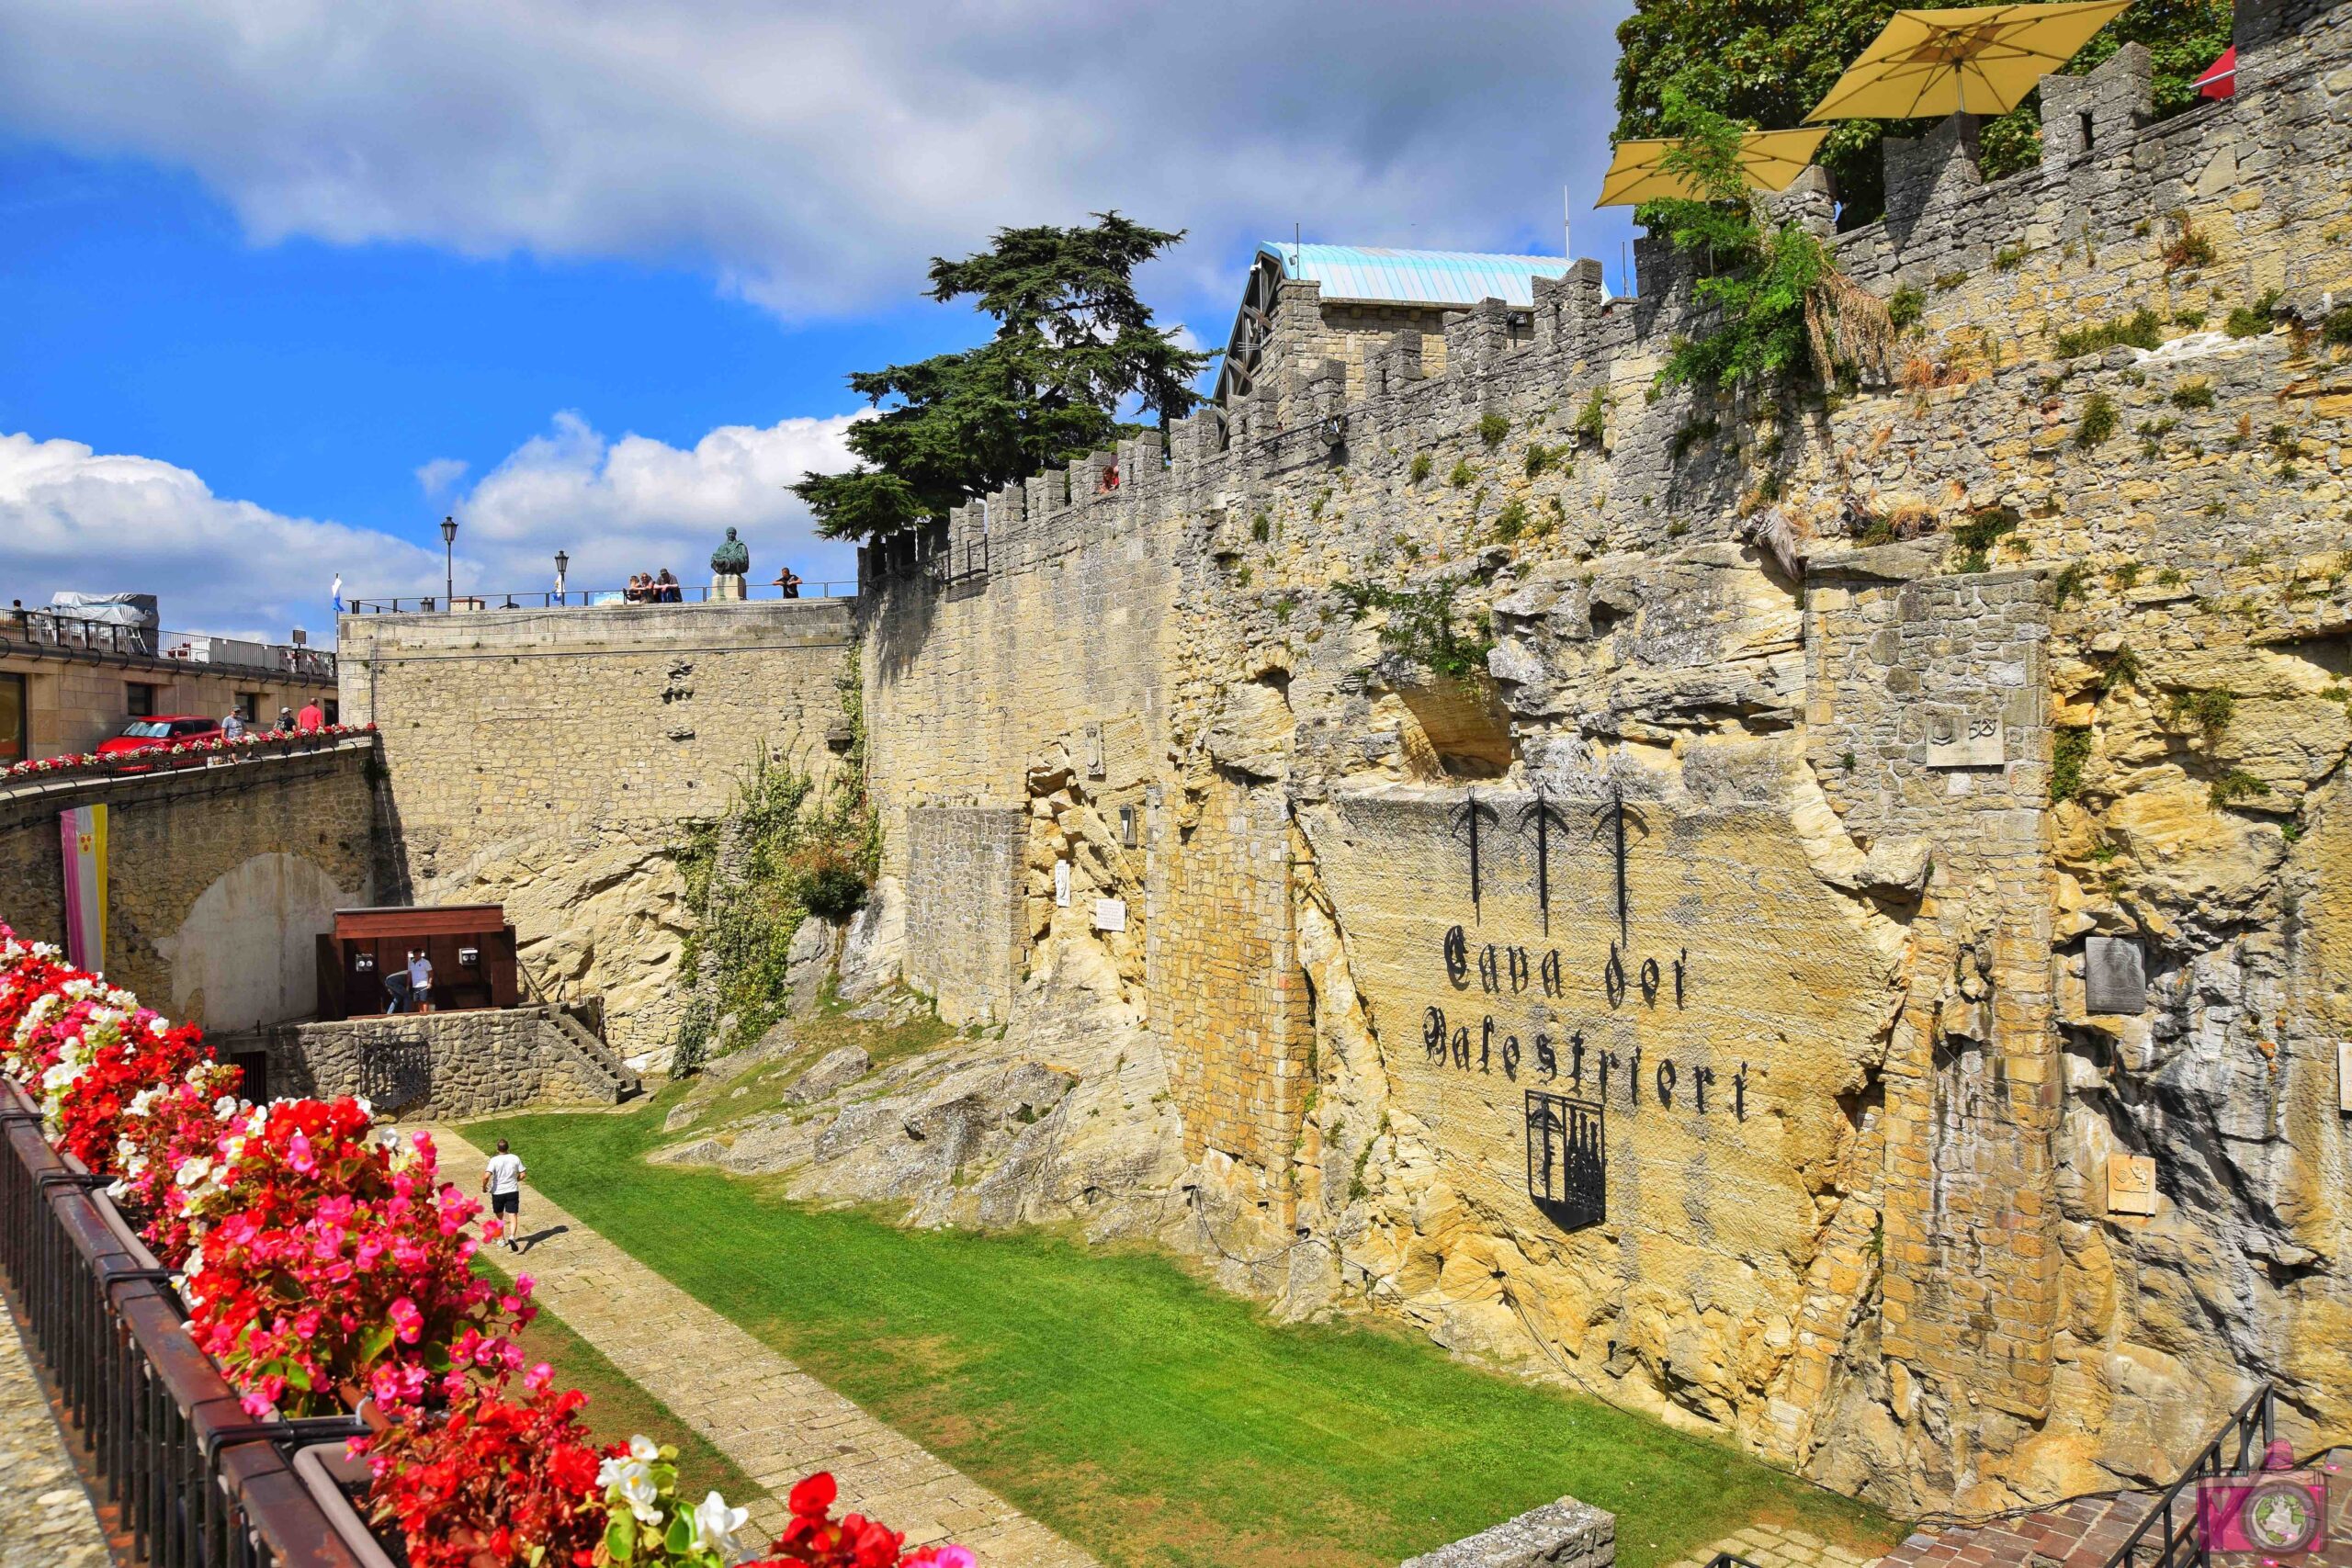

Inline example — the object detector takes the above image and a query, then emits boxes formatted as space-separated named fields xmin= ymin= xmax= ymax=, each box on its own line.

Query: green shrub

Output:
xmin=2075 ymin=392 xmax=2120 ymax=448
xmin=1572 ymin=388 xmax=1607 ymax=444
xmin=2224 ymin=288 xmax=2282 ymax=338
xmin=1931 ymin=270 xmax=1970 ymax=292
xmin=2053 ymin=309 xmax=2162 ymax=358
xmin=1409 ymin=452 xmax=1432 ymax=483
xmin=1995 ymin=243 xmax=2028 ymax=271
xmin=2051 ymin=728 xmax=2093 ymax=803
xmin=2168 ymin=687 xmax=2235 ymax=736
xmin=1495 ymin=500 xmax=1530 ymax=541
xmin=1886 ymin=286 xmax=1925 ymax=329
xmin=1524 ymin=444 xmax=1555 ymax=479
xmin=2209 ymin=770 xmax=2270 ymax=808
xmin=2168 ymin=379 xmax=2214 ymax=410
xmin=2109 ymin=560 xmax=2142 ymax=590
xmin=1251 ymin=512 xmax=1272 ymax=543
xmin=2052 ymin=561 xmax=2088 ymax=607
xmin=1477 ymin=412 xmax=1510 ymax=446
xmin=1448 ymin=458 xmax=1477 ymax=489
xmin=2172 ymin=309 xmax=2208 ymax=331
xmin=1334 ymin=577 xmax=1492 ymax=680
xmin=2100 ymin=645 xmax=2143 ymax=692
xmin=2324 ymin=305 xmax=2352 ymax=347
xmin=1950 ymin=506 xmax=2019 ymax=573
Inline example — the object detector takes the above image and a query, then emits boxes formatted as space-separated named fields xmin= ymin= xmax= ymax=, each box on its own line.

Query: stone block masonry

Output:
xmin=340 ymin=602 xmax=853 ymax=1064
xmin=0 ymin=739 xmax=378 ymax=1031
xmin=903 ymin=807 xmax=1027 ymax=1027
xmin=227 ymin=1005 xmax=631 ymax=1122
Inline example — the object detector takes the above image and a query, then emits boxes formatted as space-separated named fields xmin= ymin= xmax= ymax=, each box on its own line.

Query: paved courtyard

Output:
xmin=0 ymin=1292 xmax=112 ymax=1568
xmin=433 ymin=1127 xmax=1101 ymax=1567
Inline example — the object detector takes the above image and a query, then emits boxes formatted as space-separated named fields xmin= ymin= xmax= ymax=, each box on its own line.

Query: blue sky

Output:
xmin=0 ymin=0 xmax=1638 ymax=638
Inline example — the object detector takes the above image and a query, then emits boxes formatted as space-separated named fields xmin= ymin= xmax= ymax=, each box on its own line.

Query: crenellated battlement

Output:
xmin=857 ymin=0 xmax=2352 ymax=611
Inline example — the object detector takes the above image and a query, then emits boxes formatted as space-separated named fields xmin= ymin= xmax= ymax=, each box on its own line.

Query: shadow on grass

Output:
xmin=467 ymin=1100 xmax=1904 ymax=1568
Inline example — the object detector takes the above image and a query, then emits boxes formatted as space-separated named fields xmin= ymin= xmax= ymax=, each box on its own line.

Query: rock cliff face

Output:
xmin=830 ymin=6 xmax=2352 ymax=1520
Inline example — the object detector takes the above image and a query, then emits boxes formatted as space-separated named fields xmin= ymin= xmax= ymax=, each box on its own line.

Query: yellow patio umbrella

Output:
xmin=1594 ymin=127 xmax=1831 ymax=207
xmin=1805 ymin=1 xmax=2132 ymax=123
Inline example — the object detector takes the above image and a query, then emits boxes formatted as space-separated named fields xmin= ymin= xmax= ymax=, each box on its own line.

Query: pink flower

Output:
xmin=525 ymin=1361 xmax=553 ymax=1393
xmin=287 ymin=1130 xmax=315 ymax=1174
xmin=387 ymin=1296 xmax=424 ymax=1345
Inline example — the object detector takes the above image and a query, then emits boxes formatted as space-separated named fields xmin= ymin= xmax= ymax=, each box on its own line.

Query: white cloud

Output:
xmin=0 ymin=412 xmax=864 ymax=638
xmin=0 ymin=0 xmax=1636 ymax=319
xmin=454 ymin=410 xmax=863 ymax=593
xmin=414 ymin=457 xmax=469 ymax=497
xmin=0 ymin=431 xmax=442 ymax=640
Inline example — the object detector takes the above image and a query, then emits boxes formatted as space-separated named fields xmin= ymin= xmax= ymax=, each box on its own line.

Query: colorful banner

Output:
xmin=60 ymin=804 xmax=107 ymax=973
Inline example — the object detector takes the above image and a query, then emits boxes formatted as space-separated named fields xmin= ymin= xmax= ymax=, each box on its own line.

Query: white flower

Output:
xmin=213 ymin=1096 xmax=238 ymax=1119
xmin=595 ymin=1456 xmax=662 ymax=1524
xmin=175 ymin=1156 xmax=215 ymax=1190
xmin=690 ymin=1492 xmax=749 ymax=1556
xmin=354 ymin=1096 xmax=373 ymax=1117
xmin=628 ymin=1435 xmax=661 ymax=1463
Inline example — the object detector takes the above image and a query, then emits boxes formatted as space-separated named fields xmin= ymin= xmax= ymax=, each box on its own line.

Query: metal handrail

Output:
xmin=1 ymin=1089 xmax=369 ymax=1566
xmin=0 ymin=612 xmax=335 ymax=682
xmin=344 ymin=581 xmax=854 ymax=614
xmin=2102 ymin=1382 xmax=2277 ymax=1568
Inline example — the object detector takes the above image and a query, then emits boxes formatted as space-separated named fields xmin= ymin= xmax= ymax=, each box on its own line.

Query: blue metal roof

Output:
xmin=1260 ymin=243 xmax=1572 ymax=308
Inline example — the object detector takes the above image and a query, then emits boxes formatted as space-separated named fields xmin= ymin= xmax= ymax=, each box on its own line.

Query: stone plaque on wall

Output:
xmin=2339 ymin=1043 xmax=2352 ymax=1115
xmin=1925 ymin=706 xmax=2005 ymax=768
xmin=2107 ymin=1153 xmax=2157 ymax=1217
xmin=2085 ymin=936 xmax=2147 ymax=1014
xmin=1092 ymin=897 xmax=1127 ymax=932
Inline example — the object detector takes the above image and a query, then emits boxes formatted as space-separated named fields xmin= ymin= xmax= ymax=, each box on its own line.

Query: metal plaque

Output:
xmin=2085 ymin=935 xmax=2148 ymax=1015
xmin=1525 ymin=1089 xmax=1605 ymax=1232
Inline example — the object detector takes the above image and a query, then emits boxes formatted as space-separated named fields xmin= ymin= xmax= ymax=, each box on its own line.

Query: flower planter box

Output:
xmin=292 ymin=1441 xmax=405 ymax=1568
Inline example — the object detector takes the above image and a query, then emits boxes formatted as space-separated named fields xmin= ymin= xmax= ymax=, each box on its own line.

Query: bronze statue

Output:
xmin=709 ymin=526 xmax=751 ymax=578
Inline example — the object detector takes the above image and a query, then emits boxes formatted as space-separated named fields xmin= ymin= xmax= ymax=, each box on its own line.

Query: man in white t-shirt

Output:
xmin=480 ymin=1137 xmax=526 ymax=1251
xmin=408 ymin=950 xmax=434 ymax=1014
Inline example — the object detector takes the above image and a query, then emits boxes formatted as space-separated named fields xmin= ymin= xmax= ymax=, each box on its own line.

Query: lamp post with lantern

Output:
xmin=554 ymin=549 xmax=570 ymax=605
xmin=440 ymin=516 xmax=458 ymax=611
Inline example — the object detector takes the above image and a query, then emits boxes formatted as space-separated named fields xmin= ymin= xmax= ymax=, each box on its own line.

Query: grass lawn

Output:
xmin=468 ymin=1098 xmax=1902 ymax=1568
xmin=474 ymin=1254 xmax=761 ymax=1506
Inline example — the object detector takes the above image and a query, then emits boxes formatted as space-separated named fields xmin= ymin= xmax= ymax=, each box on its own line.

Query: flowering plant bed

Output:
xmin=0 ymin=722 xmax=378 ymax=784
xmin=0 ymin=919 xmax=962 ymax=1567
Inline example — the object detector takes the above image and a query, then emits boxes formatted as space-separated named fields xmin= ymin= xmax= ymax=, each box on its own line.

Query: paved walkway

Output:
xmin=433 ymin=1129 xmax=1099 ymax=1568
xmin=0 ymin=1292 xmax=112 ymax=1568
xmin=1662 ymin=1520 xmax=1880 ymax=1568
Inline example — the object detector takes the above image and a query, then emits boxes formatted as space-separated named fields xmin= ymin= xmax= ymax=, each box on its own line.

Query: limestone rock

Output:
xmin=785 ymin=917 xmax=842 ymax=1014
xmin=649 ymin=1137 xmax=726 ymax=1167
xmin=785 ymin=1045 xmax=872 ymax=1104
xmin=837 ymin=877 xmax=905 ymax=1000
xmin=662 ymin=1100 xmax=698 ymax=1133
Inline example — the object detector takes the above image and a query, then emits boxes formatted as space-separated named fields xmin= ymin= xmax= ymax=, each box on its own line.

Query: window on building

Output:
xmin=0 ymin=672 xmax=23 ymax=765
xmin=323 ymin=699 xmax=340 ymax=725
xmin=126 ymin=682 xmax=156 ymax=718
xmin=238 ymin=693 xmax=261 ymax=723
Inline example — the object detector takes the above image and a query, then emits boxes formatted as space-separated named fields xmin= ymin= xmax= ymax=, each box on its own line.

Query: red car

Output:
xmin=96 ymin=716 xmax=225 ymax=760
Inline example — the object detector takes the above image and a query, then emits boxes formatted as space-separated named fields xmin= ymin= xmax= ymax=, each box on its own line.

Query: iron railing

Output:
xmin=0 ymin=1093 xmax=371 ymax=1566
xmin=0 ymin=612 xmax=335 ymax=682
xmin=2102 ymin=1383 xmax=2278 ymax=1568
xmin=343 ymin=581 xmax=854 ymax=614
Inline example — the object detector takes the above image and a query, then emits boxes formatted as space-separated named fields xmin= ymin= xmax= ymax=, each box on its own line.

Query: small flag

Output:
xmin=332 ymin=572 xmax=345 ymax=614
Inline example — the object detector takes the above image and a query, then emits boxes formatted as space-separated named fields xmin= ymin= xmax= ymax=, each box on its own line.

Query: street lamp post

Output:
xmin=440 ymin=516 xmax=458 ymax=611
xmin=554 ymin=549 xmax=570 ymax=606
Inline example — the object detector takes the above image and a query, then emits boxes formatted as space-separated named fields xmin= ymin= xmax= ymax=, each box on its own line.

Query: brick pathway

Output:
xmin=1875 ymin=1451 xmax=2351 ymax=1568
xmin=0 ymin=1292 xmax=111 ymax=1568
xmin=434 ymin=1129 xmax=1099 ymax=1568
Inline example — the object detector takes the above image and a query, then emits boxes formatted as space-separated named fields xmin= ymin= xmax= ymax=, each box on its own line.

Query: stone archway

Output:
xmin=159 ymin=852 xmax=348 ymax=1032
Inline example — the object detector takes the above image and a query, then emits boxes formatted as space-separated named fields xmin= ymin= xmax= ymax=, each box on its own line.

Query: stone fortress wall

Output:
xmin=338 ymin=601 xmax=854 ymax=1066
xmin=0 ymin=739 xmax=379 ymax=1032
xmin=854 ymin=0 xmax=2352 ymax=1516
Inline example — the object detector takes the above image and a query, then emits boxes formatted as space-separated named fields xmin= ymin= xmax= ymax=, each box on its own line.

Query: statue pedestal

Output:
xmin=711 ymin=573 xmax=747 ymax=602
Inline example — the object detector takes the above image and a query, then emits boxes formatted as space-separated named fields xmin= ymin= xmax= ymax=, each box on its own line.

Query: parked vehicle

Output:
xmin=95 ymin=716 xmax=224 ymax=757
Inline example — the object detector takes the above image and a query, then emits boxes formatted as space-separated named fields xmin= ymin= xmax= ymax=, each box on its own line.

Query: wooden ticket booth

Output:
xmin=315 ymin=905 xmax=520 ymax=1020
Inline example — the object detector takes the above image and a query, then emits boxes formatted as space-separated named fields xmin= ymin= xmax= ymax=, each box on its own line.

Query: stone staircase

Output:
xmin=536 ymin=1006 xmax=642 ymax=1101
